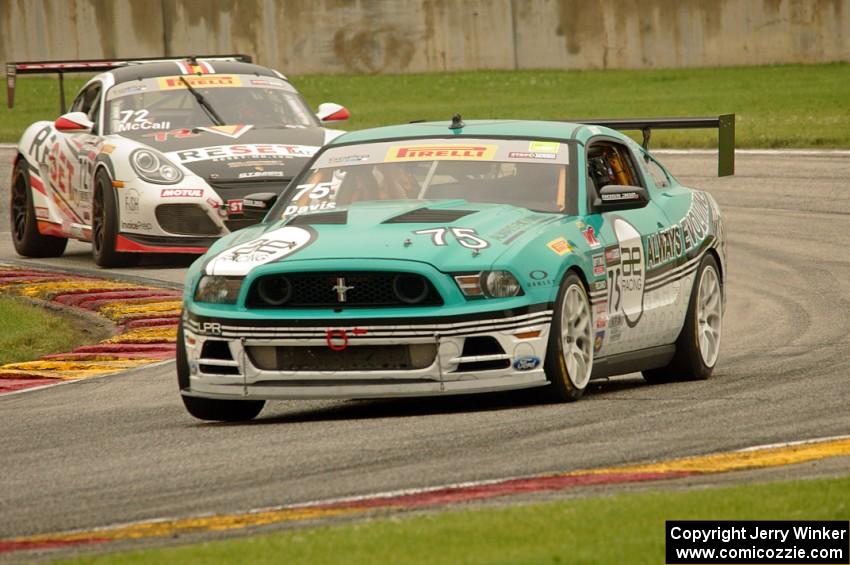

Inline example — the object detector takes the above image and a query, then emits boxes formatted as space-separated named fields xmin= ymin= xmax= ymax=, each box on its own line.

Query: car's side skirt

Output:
xmin=590 ymin=344 xmax=676 ymax=380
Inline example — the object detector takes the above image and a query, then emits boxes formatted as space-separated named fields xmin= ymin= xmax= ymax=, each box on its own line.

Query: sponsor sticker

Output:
xmin=529 ymin=141 xmax=560 ymax=153
xmin=592 ymin=254 xmax=605 ymax=276
xmin=594 ymin=331 xmax=605 ymax=353
xmin=547 ymin=237 xmax=572 ymax=256
xmin=582 ymin=225 xmax=601 ymax=249
xmin=158 ymin=75 xmax=241 ymax=90
xmin=195 ymin=125 xmax=254 ymax=139
xmin=507 ymin=151 xmax=557 ymax=160
xmin=124 ymin=188 xmax=140 ymax=212
xmin=174 ymin=144 xmax=318 ymax=163
xmin=513 ymin=356 xmax=541 ymax=371
xmin=593 ymin=279 xmax=607 ymax=291
xmin=121 ymin=221 xmax=152 ymax=231
xmin=205 ymin=226 xmax=314 ymax=276
xmin=226 ymin=199 xmax=243 ymax=215
xmin=161 ymin=188 xmax=203 ymax=198
xmin=237 ymin=171 xmax=286 ymax=179
xmin=34 ymin=206 xmax=49 ymax=219
xmin=605 ymin=246 xmax=621 ymax=264
xmin=328 ymin=154 xmax=370 ymax=164
xmin=385 ymin=144 xmax=497 ymax=162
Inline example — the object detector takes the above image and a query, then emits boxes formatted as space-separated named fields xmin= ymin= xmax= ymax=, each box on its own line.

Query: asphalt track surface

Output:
xmin=1 ymin=148 xmax=850 ymax=549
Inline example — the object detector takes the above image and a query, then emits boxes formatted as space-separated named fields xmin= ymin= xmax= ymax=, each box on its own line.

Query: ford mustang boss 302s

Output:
xmin=7 ymin=55 xmax=349 ymax=266
xmin=178 ymin=114 xmax=733 ymax=421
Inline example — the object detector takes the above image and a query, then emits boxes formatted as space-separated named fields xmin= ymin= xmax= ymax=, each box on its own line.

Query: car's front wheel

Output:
xmin=643 ymin=253 xmax=723 ymax=383
xmin=176 ymin=320 xmax=265 ymax=422
xmin=10 ymin=159 xmax=68 ymax=257
xmin=543 ymin=272 xmax=594 ymax=401
xmin=92 ymin=169 xmax=139 ymax=267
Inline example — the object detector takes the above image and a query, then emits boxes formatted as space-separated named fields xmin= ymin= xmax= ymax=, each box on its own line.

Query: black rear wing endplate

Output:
xmin=572 ymin=115 xmax=735 ymax=177
xmin=6 ymin=54 xmax=252 ymax=113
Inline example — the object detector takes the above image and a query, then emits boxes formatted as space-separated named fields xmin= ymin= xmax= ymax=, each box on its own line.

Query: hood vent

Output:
xmin=383 ymin=208 xmax=476 ymax=224
xmin=287 ymin=211 xmax=348 ymax=225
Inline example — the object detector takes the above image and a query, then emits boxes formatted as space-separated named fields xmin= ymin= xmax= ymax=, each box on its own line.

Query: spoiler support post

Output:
xmin=572 ymin=115 xmax=736 ymax=177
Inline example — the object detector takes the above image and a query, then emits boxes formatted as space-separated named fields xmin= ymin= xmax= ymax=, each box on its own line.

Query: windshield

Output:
xmin=105 ymin=74 xmax=318 ymax=136
xmin=269 ymin=138 xmax=572 ymax=219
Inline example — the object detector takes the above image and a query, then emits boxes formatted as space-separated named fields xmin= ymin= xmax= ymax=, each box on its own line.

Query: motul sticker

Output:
xmin=161 ymin=189 xmax=203 ymax=198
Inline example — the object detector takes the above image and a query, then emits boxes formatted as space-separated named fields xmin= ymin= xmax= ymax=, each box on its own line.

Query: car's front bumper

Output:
xmin=180 ymin=307 xmax=553 ymax=400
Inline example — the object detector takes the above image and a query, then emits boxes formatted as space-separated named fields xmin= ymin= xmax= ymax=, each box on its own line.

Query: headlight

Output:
xmin=194 ymin=276 xmax=243 ymax=304
xmin=454 ymin=271 xmax=522 ymax=298
xmin=130 ymin=148 xmax=184 ymax=184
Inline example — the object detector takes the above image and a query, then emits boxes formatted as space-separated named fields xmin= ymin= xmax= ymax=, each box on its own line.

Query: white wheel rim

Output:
xmin=696 ymin=265 xmax=722 ymax=367
xmin=560 ymin=284 xmax=593 ymax=389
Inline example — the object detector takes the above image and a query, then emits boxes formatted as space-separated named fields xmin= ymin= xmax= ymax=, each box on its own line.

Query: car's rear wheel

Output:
xmin=176 ymin=320 xmax=265 ymax=422
xmin=543 ymin=272 xmax=594 ymax=401
xmin=10 ymin=159 xmax=67 ymax=257
xmin=92 ymin=169 xmax=139 ymax=267
xmin=643 ymin=253 xmax=722 ymax=383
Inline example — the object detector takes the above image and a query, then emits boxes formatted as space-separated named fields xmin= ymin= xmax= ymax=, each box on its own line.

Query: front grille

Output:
xmin=225 ymin=217 xmax=260 ymax=232
xmin=247 ymin=344 xmax=437 ymax=371
xmin=155 ymin=204 xmax=220 ymax=236
xmin=247 ymin=272 xmax=443 ymax=308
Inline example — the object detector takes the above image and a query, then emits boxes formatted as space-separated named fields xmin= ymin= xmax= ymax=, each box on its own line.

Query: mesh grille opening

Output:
xmin=155 ymin=204 xmax=220 ymax=236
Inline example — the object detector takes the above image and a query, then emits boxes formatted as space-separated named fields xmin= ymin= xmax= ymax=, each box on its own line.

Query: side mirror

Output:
xmin=242 ymin=192 xmax=278 ymax=218
xmin=594 ymin=185 xmax=650 ymax=211
xmin=55 ymin=111 xmax=94 ymax=134
xmin=316 ymin=103 xmax=350 ymax=123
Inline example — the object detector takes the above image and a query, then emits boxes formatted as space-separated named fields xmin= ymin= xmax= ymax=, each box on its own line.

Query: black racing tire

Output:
xmin=177 ymin=321 xmax=265 ymax=422
xmin=643 ymin=253 xmax=723 ymax=384
xmin=92 ymin=169 xmax=139 ymax=267
xmin=10 ymin=159 xmax=68 ymax=257
xmin=542 ymin=271 xmax=594 ymax=402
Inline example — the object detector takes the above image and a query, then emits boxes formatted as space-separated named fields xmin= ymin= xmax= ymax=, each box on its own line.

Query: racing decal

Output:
xmin=115 ymin=110 xmax=171 ymax=133
xmin=282 ymin=181 xmax=339 ymax=216
xmin=582 ymin=225 xmax=601 ymax=249
xmin=158 ymin=75 xmax=240 ymax=90
xmin=205 ymin=226 xmax=315 ymax=276
xmin=592 ymin=254 xmax=605 ymax=276
xmin=606 ymin=219 xmax=645 ymax=328
xmin=238 ymin=170 xmax=286 ymax=179
xmin=226 ymin=199 xmax=243 ymax=215
xmin=385 ymin=144 xmax=497 ymax=162
xmin=325 ymin=327 xmax=368 ymax=351
xmin=592 ymin=279 xmax=607 ymax=292
xmin=175 ymin=60 xmax=215 ymax=75
xmin=121 ymin=221 xmax=152 ymax=231
xmin=144 ymin=129 xmax=201 ymax=143
xmin=195 ymin=125 xmax=254 ymax=139
xmin=173 ymin=144 xmax=319 ymax=163
xmin=507 ymin=141 xmax=560 ymax=161
xmin=513 ymin=356 xmax=541 ymax=371
xmin=413 ymin=227 xmax=490 ymax=249
xmin=161 ymin=189 xmax=203 ymax=198
xmin=100 ymin=144 xmax=115 ymax=154
xmin=594 ymin=331 xmax=605 ymax=353
xmin=489 ymin=213 xmax=559 ymax=243
xmin=546 ymin=237 xmax=572 ymax=256
xmin=527 ymin=270 xmax=553 ymax=288
xmin=124 ymin=188 xmax=140 ymax=212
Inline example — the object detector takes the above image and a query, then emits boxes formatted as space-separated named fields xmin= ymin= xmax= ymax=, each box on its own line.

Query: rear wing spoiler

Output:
xmin=572 ymin=115 xmax=736 ymax=177
xmin=6 ymin=54 xmax=252 ymax=113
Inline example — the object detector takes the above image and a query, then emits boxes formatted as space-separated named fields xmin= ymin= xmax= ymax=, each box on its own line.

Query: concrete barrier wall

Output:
xmin=2 ymin=0 xmax=848 ymax=74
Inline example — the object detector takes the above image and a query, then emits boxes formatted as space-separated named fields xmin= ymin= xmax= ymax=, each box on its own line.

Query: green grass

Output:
xmin=0 ymin=297 xmax=88 ymax=364
xmin=63 ymin=474 xmax=850 ymax=565
xmin=3 ymin=63 xmax=850 ymax=147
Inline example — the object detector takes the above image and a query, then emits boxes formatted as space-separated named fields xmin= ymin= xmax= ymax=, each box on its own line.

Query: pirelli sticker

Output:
xmin=158 ymin=75 xmax=241 ymax=90
xmin=385 ymin=144 xmax=497 ymax=162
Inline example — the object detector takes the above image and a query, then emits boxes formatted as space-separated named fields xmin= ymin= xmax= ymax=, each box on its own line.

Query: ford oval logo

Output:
xmin=513 ymin=356 xmax=541 ymax=371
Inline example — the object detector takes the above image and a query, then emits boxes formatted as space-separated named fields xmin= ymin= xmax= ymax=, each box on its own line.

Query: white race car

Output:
xmin=7 ymin=55 xmax=349 ymax=266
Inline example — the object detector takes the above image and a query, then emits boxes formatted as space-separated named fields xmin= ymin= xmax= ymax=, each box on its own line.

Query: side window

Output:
xmin=70 ymin=91 xmax=87 ymax=113
xmin=586 ymin=140 xmax=643 ymax=194
xmin=83 ymin=84 xmax=102 ymax=125
xmin=644 ymin=155 xmax=671 ymax=189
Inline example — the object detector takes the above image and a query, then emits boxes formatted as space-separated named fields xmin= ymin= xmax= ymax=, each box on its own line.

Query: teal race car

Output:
xmin=178 ymin=115 xmax=732 ymax=421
